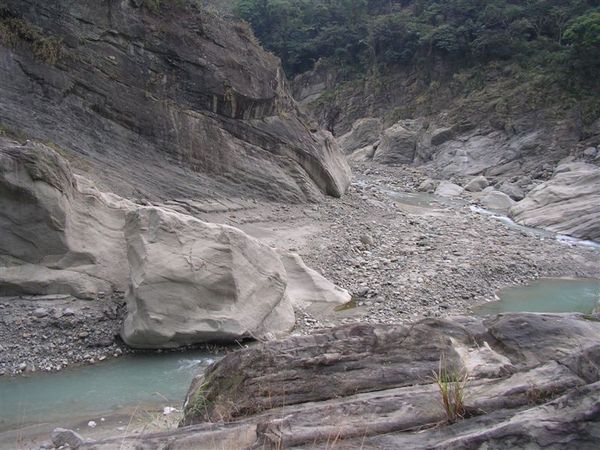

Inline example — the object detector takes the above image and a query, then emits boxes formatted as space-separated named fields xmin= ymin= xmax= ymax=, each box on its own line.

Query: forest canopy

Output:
xmin=234 ymin=0 xmax=600 ymax=78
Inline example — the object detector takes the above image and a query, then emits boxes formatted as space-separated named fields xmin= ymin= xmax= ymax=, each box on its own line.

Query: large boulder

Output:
xmin=276 ymin=250 xmax=350 ymax=316
xmin=0 ymin=139 xmax=133 ymax=295
xmin=338 ymin=118 xmax=383 ymax=154
xmin=464 ymin=175 xmax=489 ymax=192
xmin=0 ymin=0 xmax=350 ymax=203
xmin=480 ymin=190 xmax=516 ymax=213
xmin=347 ymin=144 xmax=376 ymax=163
xmin=434 ymin=180 xmax=464 ymax=197
xmin=510 ymin=162 xmax=600 ymax=240
xmin=121 ymin=207 xmax=295 ymax=348
xmin=498 ymin=181 xmax=525 ymax=201
xmin=430 ymin=127 xmax=454 ymax=146
xmin=373 ymin=122 xmax=418 ymax=165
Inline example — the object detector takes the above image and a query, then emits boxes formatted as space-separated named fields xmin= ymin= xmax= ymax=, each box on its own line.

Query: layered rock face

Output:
xmin=510 ymin=162 xmax=600 ymax=241
xmin=0 ymin=0 xmax=350 ymax=203
xmin=84 ymin=313 xmax=600 ymax=448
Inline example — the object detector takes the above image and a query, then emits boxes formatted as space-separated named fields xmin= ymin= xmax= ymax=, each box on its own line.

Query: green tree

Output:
xmin=564 ymin=10 xmax=600 ymax=70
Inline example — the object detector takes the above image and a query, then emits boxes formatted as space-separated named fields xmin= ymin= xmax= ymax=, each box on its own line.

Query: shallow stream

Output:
xmin=0 ymin=350 xmax=216 ymax=432
xmin=473 ymin=278 xmax=600 ymax=315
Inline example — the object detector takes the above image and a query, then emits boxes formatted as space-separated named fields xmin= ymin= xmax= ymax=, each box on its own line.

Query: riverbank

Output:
xmin=1 ymin=164 xmax=599 ymax=377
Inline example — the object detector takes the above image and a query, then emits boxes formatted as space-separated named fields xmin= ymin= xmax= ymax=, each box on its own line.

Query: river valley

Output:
xmin=1 ymin=163 xmax=599 ymax=448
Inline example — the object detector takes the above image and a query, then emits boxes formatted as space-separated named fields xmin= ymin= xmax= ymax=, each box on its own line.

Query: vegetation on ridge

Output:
xmin=235 ymin=0 xmax=600 ymax=80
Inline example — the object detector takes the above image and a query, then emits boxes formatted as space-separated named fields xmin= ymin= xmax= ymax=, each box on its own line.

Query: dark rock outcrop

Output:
xmin=80 ymin=313 xmax=600 ymax=449
xmin=0 ymin=0 xmax=350 ymax=203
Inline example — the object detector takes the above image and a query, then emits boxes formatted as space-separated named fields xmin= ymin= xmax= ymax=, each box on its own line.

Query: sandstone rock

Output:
xmin=338 ymin=118 xmax=383 ymax=154
xmin=0 ymin=264 xmax=112 ymax=300
xmin=423 ymin=133 xmax=516 ymax=177
xmin=430 ymin=127 xmax=454 ymax=146
xmin=0 ymin=0 xmax=350 ymax=203
xmin=497 ymin=181 xmax=525 ymax=201
xmin=486 ymin=160 xmax=522 ymax=177
xmin=583 ymin=147 xmax=597 ymax=158
xmin=347 ymin=144 xmax=376 ymax=163
xmin=510 ymin=162 xmax=600 ymax=240
xmin=276 ymin=250 xmax=350 ymax=316
xmin=464 ymin=176 xmax=489 ymax=192
xmin=480 ymin=190 xmax=516 ymax=213
xmin=434 ymin=180 xmax=464 ymax=197
xmin=51 ymin=428 xmax=84 ymax=449
xmin=373 ymin=123 xmax=418 ymax=165
xmin=0 ymin=139 xmax=133 ymax=294
xmin=121 ymin=207 xmax=295 ymax=348
xmin=418 ymin=178 xmax=438 ymax=193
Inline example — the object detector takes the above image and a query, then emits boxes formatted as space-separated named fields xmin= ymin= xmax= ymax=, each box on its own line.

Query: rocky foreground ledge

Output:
xmin=69 ymin=313 xmax=600 ymax=449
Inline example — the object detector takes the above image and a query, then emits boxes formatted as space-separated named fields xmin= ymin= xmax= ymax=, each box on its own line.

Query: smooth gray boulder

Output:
xmin=276 ymin=250 xmax=350 ymax=316
xmin=347 ymin=144 xmax=376 ymax=163
xmin=0 ymin=139 xmax=133 ymax=295
xmin=121 ymin=207 xmax=295 ymax=348
xmin=434 ymin=180 xmax=464 ymax=197
xmin=498 ymin=181 xmax=525 ymax=201
xmin=373 ymin=122 xmax=418 ymax=165
xmin=464 ymin=175 xmax=489 ymax=192
xmin=338 ymin=118 xmax=382 ymax=154
xmin=480 ymin=190 xmax=516 ymax=213
xmin=510 ymin=162 xmax=600 ymax=240
xmin=418 ymin=178 xmax=438 ymax=193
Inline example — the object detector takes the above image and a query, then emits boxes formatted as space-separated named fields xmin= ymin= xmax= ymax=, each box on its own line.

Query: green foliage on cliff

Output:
xmin=235 ymin=0 xmax=600 ymax=84
xmin=0 ymin=7 xmax=63 ymax=65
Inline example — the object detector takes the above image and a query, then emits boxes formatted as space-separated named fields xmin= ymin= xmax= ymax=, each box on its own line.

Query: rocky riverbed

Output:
xmin=1 ymin=163 xmax=599 ymax=377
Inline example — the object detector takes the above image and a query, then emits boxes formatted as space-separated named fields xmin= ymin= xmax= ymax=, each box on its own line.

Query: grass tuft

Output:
xmin=432 ymin=356 xmax=468 ymax=424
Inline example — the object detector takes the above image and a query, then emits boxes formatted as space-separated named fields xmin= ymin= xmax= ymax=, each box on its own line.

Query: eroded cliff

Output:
xmin=0 ymin=0 xmax=350 ymax=203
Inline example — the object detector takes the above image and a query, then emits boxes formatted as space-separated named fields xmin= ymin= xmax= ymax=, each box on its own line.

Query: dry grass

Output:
xmin=432 ymin=356 xmax=468 ymax=424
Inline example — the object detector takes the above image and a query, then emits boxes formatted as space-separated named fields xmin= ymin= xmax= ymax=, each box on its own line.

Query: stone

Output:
xmin=0 ymin=140 xmax=134 ymax=294
xmin=583 ymin=147 xmax=597 ymax=158
xmin=0 ymin=1 xmax=350 ymax=203
xmin=373 ymin=122 xmax=418 ymax=165
xmin=51 ymin=428 xmax=84 ymax=449
xmin=168 ymin=314 xmax=600 ymax=450
xmin=430 ymin=127 xmax=454 ymax=146
xmin=464 ymin=176 xmax=489 ymax=192
xmin=359 ymin=234 xmax=374 ymax=246
xmin=497 ymin=181 xmax=525 ymax=201
xmin=0 ymin=264 xmax=112 ymax=300
xmin=510 ymin=162 xmax=600 ymax=240
xmin=347 ymin=144 xmax=376 ymax=163
xmin=338 ymin=118 xmax=383 ymax=154
xmin=63 ymin=305 xmax=600 ymax=448
xmin=434 ymin=180 xmax=464 ymax=197
xmin=121 ymin=207 xmax=295 ymax=348
xmin=417 ymin=178 xmax=437 ymax=193
xmin=480 ymin=190 xmax=516 ymax=213
xmin=276 ymin=250 xmax=350 ymax=316
xmin=32 ymin=308 xmax=49 ymax=318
